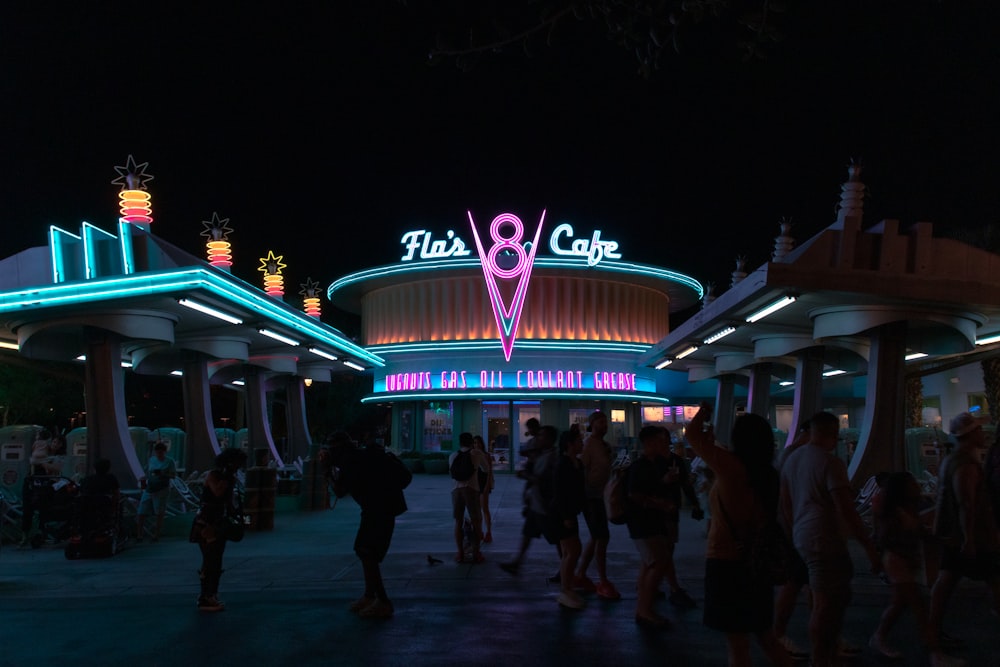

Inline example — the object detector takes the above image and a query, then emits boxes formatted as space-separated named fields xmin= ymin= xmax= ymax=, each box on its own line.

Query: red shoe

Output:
xmin=596 ymin=581 xmax=622 ymax=600
xmin=573 ymin=575 xmax=598 ymax=594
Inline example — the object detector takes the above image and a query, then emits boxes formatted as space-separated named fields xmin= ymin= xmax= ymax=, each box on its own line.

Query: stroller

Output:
xmin=64 ymin=492 xmax=124 ymax=559
xmin=21 ymin=475 xmax=79 ymax=548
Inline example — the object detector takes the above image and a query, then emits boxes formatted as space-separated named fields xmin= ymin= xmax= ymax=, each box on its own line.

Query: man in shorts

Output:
xmin=780 ymin=411 xmax=880 ymax=667
xmin=136 ymin=441 xmax=176 ymax=542
xmin=929 ymin=411 xmax=1000 ymax=648
xmin=574 ymin=411 xmax=621 ymax=599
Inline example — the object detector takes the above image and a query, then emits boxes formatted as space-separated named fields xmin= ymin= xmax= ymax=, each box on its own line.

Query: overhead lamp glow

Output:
xmin=308 ymin=347 xmax=338 ymax=361
xmin=976 ymin=333 xmax=1000 ymax=346
xmin=76 ymin=355 xmax=87 ymax=361
xmin=170 ymin=370 xmax=183 ymax=376
xmin=121 ymin=361 xmax=133 ymax=368
xmin=779 ymin=381 xmax=794 ymax=387
xmin=0 ymin=340 xmax=18 ymax=351
xmin=231 ymin=379 xmax=245 ymax=386
xmin=823 ymin=369 xmax=846 ymax=377
xmin=675 ymin=345 xmax=699 ymax=360
xmin=178 ymin=298 xmax=243 ymax=325
xmin=745 ymin=296 xmax=797 ymax=323
xmin=703 ymin=326 xmax=736 ymax=345
xmin=258 ymin=328 xmax=300 ymax=346
xmin=343 ymin=360 xmax=365 ymax=371
xmin=905 ymin=352 xmax=929 ymax=361
xmin=655 ymin=359 xmax=674 ymax=370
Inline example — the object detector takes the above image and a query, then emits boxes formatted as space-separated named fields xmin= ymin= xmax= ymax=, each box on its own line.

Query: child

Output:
xmin=870 ymin=471 xmax=962 ymax=666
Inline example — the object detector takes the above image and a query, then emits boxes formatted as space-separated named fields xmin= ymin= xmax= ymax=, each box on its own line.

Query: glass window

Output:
xmin=422 ymin=401 xmax=454 ymax=451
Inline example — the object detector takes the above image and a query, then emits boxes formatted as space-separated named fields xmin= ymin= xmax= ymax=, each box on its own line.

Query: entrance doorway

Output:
xmin=481 ymin=401 xmax=540 ymax=473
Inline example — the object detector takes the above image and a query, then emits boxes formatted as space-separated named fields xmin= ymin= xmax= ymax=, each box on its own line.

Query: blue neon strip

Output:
xmin=361 ymin=391 xmax=668 ymax=404
xmin=82 ymin=221 xmax=117 ymax=280
xmin=118 ymin=220 xmax=135 ymax=275
xmin=0 ymin=268 xmax=384 ymax=367
xmin=49 ymin=225 xmax=81 ymax=284
xmin=367 ymin=340 xmax=652 ymax=355
xmin=327 ymin=257 xmax=704 ymax=300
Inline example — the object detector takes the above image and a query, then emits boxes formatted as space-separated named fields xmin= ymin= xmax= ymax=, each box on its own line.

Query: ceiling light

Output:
xmin=976 ymin=333 xmax=1000 ymax=346
xmin=675 ymin=345 xmax=698 ymax=360
xmin=258 ymin=328 xmax=300 ymax=346
xmin=170 ymin=370 xmax=183 ymax=376
xmin=76 ymin=355 xmax=86 ymax=361
xmin=703 ymin=326 xmax=736 ymax=345
xmin=905 ymin=352 xmax=928 ymax=361
xmin=823 ymin=369 xmax=846 ymax=377
xmin=308 ymin=347 xmax=338 ymax=361
xmin=779 ymin=381 xmax=794 ymax=386
xmin=745 ymin=296 xmax=797 ymax=323
xmin=0 ymin=341 xmax=19 ymax=350
xmin=655 ymin=359 xmax=673 ymax=369
xmin=343 ymin=361 xmax=365 ymax=371
xmin=231 ymin=379 xmax=245 ymax=386
xmin=178 ymin=298 xmax=243 ymax=324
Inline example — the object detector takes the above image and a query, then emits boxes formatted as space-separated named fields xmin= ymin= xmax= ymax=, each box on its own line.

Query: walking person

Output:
xmin=780 ymin=411 xmax=881 ymax=667
xmin=686 ymin=404 xmax=792 ymax=666
xmin=189 ymin=447 xmax=246 ymax=612
xmin=136 ymin=441 xmax=176 ymax=542
xmin=328 ymin=431 xmax=412 ymax=619
xmin=549 ymin=426 xmax=587 ymax=609
xmin=473 ymin=434 xmax=495 ymax=543
xmin=871 ymin=471 xmax=964 ymax=666
xmin=500 ymin=425 xmax=559 ymax=575
xmin=627 ymin=424 xmax=677 ymax=629
xmin=449 ymin=432 xmax=488 ymax=563
xmin=929 ymin=411 xmax=1000 ymax=650
xmin=574 ymin=411 xmax=621 ymax=599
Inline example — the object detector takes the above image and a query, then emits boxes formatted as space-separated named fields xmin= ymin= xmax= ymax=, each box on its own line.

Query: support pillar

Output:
xmin=181 ymin=353 xmax=221 ymax=474
xmin=747 ymin=362 xmax=773 ymax=420
xmin=849 ymin=320 xmax=908 ymax=484
xmin=284 ymin=376 xmax=312 ymax=462
xmin=787 ymin=347 xmax=825 ymax=448
xmin=714 ymin=375 xmax=737 ymax=443
xmin=83 ymin=330 xmax=144 ymax=484
xmin=245 ymin=366 xmax=284 ymax=467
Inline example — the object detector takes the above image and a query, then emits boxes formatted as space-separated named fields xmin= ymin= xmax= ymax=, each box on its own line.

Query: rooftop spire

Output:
xmin=836 ymin=158 xmax=865 ymax=223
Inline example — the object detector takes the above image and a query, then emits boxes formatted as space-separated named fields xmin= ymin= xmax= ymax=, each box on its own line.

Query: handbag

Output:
xmin=719 ymin=498 xmax=790 ymax=585
xmin=223 ymin=512 xmax=245 ymax=542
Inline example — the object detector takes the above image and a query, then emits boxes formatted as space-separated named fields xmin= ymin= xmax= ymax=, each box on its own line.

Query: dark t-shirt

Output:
xmin=626 ymin=456 xmax=669 ymax=539
xmin=340 ymin=447 xmax=408 ymax=517
xmin=80 ymin=472 xmax=120 ymax=496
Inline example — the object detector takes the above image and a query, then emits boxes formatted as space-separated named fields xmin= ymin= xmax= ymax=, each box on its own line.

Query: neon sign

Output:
xmin=258 ymin=250 xmax=286 ymax=298
xmin=548 ymin=223 xmax=621 ymax=266
xmin=382 ymin=368 xmax=640 ymax=393
xmin=468 ymin=211 xmax=545 ymax=362
xmin=111 ymin=155 xmax=154 ymax=230
xmin=400 ymin=230 xmax=471 ymax=261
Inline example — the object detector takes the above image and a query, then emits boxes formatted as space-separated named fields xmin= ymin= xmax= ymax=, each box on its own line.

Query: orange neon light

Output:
xmin=303 ymin=296 xmax=321 ymax=318
xmin=111 ymin=156 xmax=154 ymax=229
xmin=206 ymin=240 xmax=232 ymax=268
xmin=258 ymin=251 xmax=287 ymax=298
xmin=299 ymin=277 xmax=322 ymax=318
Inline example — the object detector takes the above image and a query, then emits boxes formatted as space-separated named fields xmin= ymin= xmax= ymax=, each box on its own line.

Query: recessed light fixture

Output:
xmin=905 ymin=352 xmax=928 ymax=361
xmin=259 ymin=328 xmax=300 ymax=346
xmin=822 ymin=369 xmax=846 ymax=377
xmin=655 ymin=359 xmax=673 ymax=369
xmin=0 ymin=341 xmax=19 ymax=351
xmin=779 ymin=381 xmax=794 ymax=387
xmin=178 ymin=298 xmax=243 ymax=324
xmin=703 ymin=326 xmax=736 ymax=345
xmin=745 ymin=296 xmax=797 ymax=323
xmin=308 ymin=347 xmax=337 ymax=361
xmin=976 ymin=333 xmax=1000 ymax=346
xmin=675 ymin=345 xmax=699 ymax=360
xmin=170 ymin=370 xmax=183 ymax=376
xmin=343 ymin=361 xmax=365 ymax=371
xmin=231 ymin=379 xmax=245 ymax=386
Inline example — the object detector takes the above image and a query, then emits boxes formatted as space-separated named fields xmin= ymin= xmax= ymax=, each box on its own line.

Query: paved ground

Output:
xmin=1 ymin=472 xmax=998 ymax=667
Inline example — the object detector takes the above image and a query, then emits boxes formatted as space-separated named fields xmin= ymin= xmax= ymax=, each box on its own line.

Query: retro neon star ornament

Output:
xmin=112 ymin=155 xmax=155 ymax=229
xmin=258 ymin=251 xmax=287 ymax=297
xmin=299 ymin=278 xmax=322 ymax=318
xmin=200 ymin=212 xmax=234 ymax=269
xmin=111 ymin=155 xmax=154 ymax=191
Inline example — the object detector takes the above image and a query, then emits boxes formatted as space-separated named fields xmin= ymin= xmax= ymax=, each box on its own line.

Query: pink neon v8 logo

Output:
xmin=467 ymin=211 xmax=546 ymax=362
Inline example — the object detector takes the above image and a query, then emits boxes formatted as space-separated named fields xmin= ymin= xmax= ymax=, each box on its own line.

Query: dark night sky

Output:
xmin=3 ymin=2 xmax=999 ymax=333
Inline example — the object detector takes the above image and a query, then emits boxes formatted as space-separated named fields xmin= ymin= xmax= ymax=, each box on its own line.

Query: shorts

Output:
xmin=633 ymin=535 xmax=672 ymax=567
xmin=940 ymin=546 xmax=1000 ymax=581
xmin=355 ymin=512 xmax=395 ymax=562
xmin=451 ymin=487 xmax=481 ymax=522
xmin=803 ymin=549 xmax=853 ymax=595
xmin=582 ymin=497 xmax=610 ymax=541
xmin=542 ymin=515 xmax=579 ymax=545
xmin=137 ymin=489 xmax=168 ymax=516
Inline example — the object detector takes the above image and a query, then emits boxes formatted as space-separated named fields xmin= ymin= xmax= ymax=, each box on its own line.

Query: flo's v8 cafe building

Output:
xmin=326 ymin=211 xmax=702 ymax=471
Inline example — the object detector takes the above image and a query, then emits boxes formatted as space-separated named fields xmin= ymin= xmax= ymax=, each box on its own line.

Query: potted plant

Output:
xmin=422 ymin=451 xmax=450 ymax=474
xmin=398 ymin=450 xmax=423 ymax=473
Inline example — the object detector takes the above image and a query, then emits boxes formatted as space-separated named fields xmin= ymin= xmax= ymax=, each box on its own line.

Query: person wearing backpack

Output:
xmin=449 ymin=432 xmax=488 ymax=563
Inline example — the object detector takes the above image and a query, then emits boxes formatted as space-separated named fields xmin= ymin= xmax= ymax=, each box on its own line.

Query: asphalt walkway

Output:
xmin=1 ymin=472 xmax=997 ymax=666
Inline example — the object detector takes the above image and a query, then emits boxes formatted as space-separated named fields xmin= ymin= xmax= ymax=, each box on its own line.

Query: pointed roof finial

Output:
xmin=836 ymin=158 xmax=866 ymax=223
xmin=772 ymin=217 xmax=795 ymax=262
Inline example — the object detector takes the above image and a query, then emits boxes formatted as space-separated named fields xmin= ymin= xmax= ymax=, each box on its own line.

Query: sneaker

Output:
xmin=668 ymin=588 xmax=697 ymax=609
xmin=596 ymin=581 xmax=622 ymax=600
xmin=197 ymin=596 xmax=225 ymax=612
xmin=777 ymin=635 xmax=810 ymax=661
xmin=573 ymin=575 xmax=598 ymax=594
xmin=557 ymin=590 xmax=586 ymax=610
xmin=499 ymin=561 xmax=520 ymax=575
xmin=358 ymin=599 xmax=394 ymax=619
xmin=349 ymin=595 xmax=375 ymax=613
xmin=868 ymin=635 xmax=901 ymax=660
xmin=837 ymin=637 xmax=862 ymax=658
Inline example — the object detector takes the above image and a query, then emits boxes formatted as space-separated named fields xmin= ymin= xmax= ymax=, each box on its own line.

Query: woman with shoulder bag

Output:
xmin=190 ymin=448 xmax=247 ymax=612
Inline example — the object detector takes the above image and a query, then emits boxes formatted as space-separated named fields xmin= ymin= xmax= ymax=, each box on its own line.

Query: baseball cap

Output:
xmin=949 ymin=412 xmax=981 ymax=437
